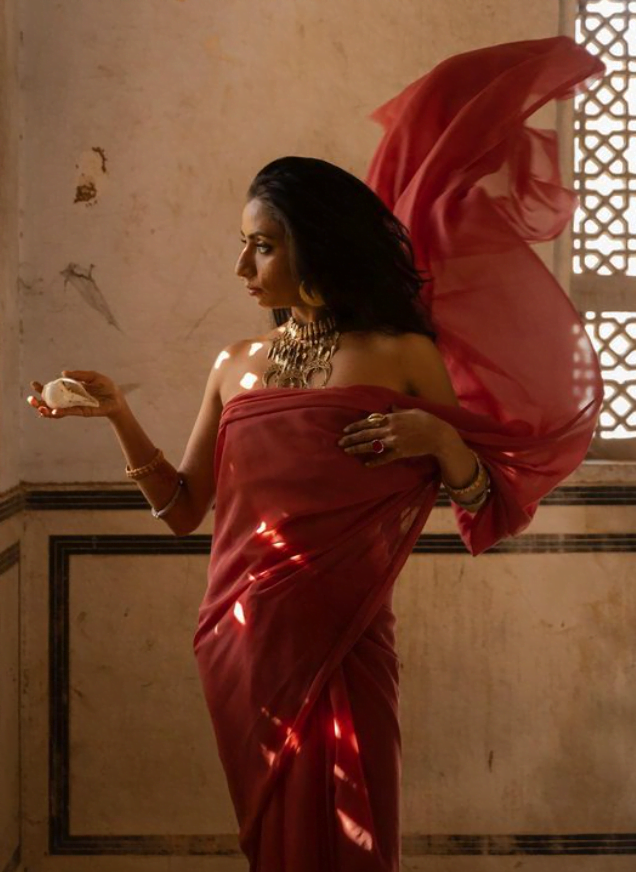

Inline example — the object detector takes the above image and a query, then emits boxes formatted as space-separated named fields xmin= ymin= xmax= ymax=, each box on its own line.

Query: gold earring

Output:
xmin=299 ymin=281 xmax=325 ymax=307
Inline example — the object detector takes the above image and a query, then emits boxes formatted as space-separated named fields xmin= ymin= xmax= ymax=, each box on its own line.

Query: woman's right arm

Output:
xmin=107 ymin=353 xmax=225 ymax=536
xmin=27 ymin=344 xmax=240 ymax=537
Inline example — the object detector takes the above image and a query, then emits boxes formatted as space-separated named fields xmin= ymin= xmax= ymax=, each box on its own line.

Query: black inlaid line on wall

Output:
xmin=45 ymin=532 xmax=636 ymax=561
xmin=414 ymin=533 xmax=636 ymax=554
xmin=28 ymin=488 xmax=143 ymax=512
xmin=0 ymin=540 xmax=21 ymax=872
xmin=49 ymin=533 xmax=636 ymax=856
xmin=24 ymin=483 xmax=636 ymax=511
xmin=0 ymin=542 xmax=20 ymax=576
xmin=0 ymin=486 xmax=24 ymax=522
xmin=542 ymin=484 xmax=636 ymax=506
xmin=1 ymin=845 xmax=21 ymax=872
xmin=400 ymin=833 xmax=636 ymax=855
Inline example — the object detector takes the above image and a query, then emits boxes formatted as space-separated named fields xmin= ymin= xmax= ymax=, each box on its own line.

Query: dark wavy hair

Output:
xmin=246 ymin=156 xmax=435 ymax=339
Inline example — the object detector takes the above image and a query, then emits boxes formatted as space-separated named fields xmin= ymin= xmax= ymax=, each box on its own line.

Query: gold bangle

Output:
xmin=125 ymin=448 xmax=165 ymax=480
xmin=452 ymin=483 xmax=491 ymax=513
xmin=442 ymin=451 xmax=486 ymax=499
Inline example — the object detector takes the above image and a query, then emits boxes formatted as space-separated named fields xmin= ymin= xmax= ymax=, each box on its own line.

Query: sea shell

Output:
xmin=41 ymin=377 xmax=100 ymax=409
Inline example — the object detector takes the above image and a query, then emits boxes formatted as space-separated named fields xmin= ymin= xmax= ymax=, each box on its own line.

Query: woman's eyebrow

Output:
xmin=239 ymin=231 xmax=276 ymax=240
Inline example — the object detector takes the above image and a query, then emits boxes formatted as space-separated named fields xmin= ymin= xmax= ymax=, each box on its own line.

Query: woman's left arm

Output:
xmin=338 ymin=333 xmax=490 ymax=507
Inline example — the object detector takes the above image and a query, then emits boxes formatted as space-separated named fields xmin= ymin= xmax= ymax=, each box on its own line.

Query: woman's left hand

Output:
xmin=337 ymin=404 xmax=453 ymax=467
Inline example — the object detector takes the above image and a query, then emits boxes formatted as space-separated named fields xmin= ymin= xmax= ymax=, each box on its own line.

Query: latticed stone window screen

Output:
xmin=584 ymin=310 xmax=636 ymax=436
xmin=574 ymin=0 xmax=636 ymax=439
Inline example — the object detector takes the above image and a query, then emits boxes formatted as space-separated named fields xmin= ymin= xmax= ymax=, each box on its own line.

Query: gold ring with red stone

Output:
xmin=366 ymin=412 xmax=388 ymax=454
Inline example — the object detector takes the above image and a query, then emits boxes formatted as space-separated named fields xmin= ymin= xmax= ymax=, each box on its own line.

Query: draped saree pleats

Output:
xmin=194 ymin=37 xmax=605 ymax=871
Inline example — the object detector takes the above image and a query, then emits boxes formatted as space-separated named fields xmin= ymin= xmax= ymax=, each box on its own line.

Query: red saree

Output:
xmin=194 ymin=37 xmax=604 ymax=871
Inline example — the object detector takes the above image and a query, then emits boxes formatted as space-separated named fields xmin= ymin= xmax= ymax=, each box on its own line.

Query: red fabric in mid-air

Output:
xmin=194 ymin=37 xmax=605 ymax=871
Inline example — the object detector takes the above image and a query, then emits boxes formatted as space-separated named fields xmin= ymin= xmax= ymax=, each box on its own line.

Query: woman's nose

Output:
xmin=235 ymin=248 xmax=253 ymax=278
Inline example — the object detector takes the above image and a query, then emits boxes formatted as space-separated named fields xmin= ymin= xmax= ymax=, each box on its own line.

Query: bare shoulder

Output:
xmin=210 ymin=337 xmax=252 ymax=372
xmin=211 ymin=328 xmax=282 ymax=404
xmin=208 ymin=338 xmax=251 ymax=393
xmin=214 ymin=326 xmax=280 ymax=363
xmin=223 ymin=324 xmax=284 ymax=353
xmin=395 ymin=331 xmax=439 ymax=359
xmin=396 ymin=332 xmax=460 ymax=407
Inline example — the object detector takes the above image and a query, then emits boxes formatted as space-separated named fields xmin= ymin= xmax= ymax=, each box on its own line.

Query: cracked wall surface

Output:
xmin=0 ymin=0 xmax=20 ymax=495
xmin=18 ymin=8 xmax=636 ymax=872
xmin=18 ymin=0 xmax=560 ymax=483
xmin=0 ymin=2 xmax=22 ymax=872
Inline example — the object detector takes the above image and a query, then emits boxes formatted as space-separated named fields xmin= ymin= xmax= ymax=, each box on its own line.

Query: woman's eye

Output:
xmin=239 ymin=239 xmax=271 ymax=254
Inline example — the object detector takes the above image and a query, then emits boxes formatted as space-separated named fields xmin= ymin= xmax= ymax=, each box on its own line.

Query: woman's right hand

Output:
xmin=27 ymin=370 xmax=126 ymax=420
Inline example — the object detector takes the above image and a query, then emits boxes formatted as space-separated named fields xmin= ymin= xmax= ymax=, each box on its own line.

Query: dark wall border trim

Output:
xmin=49 ymin=533 xmax=636 ymax=856
xmin=0 ymin=487 xmax=24 ymax=523
xmin=1 ymin=845 xmax=21 ymax=872
xmin=0 ymin=542 xmax=20 ymax=576
xmin=402 ymin=832 xmax=636 ymax=855
xmin=21 ymin=483 xmax=636 ymax=512
xmin=42 ymin=831 xmax=636 ymax=857
xmin=414 ymin=533 xmax=636 ymax=554
xmin=0 ymin=542 xmax=21 ymax=872
xmin=28 ymin=489 xmax=141 ymax=511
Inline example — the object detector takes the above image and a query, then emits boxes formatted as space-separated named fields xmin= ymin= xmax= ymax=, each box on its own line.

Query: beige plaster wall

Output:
xmin=0 ymin=0 xmax=22 ymax=869
xmin=19 ymin=2 xmax=636 ymax=872
xmin=0 ymin=0 xmax=20 ymax=496
xmin=19 ymin=0 xmax=561 ymax=484
xmin=0 ymin=0 xmax=22 ymax=867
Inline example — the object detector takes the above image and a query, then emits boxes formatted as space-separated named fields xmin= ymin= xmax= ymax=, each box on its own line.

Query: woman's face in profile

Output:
xmin=236 ymin=197 xmax=300 ymax=309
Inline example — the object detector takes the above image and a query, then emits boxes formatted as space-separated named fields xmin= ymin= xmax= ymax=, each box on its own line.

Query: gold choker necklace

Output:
xmin=262 ymin=314 xmax=341 ymax=389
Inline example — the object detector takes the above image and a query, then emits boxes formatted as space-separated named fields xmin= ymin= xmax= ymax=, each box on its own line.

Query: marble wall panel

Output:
xmin=68 ymin=552 xmax=230 ymax=835
xmin=395 ymin=552 xmax=636 ymax=834
xmin=22 ymin=510 xmax=209 ymax=869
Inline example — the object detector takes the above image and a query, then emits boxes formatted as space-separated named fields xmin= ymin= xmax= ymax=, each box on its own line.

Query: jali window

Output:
xmin=574 ymin=0 xmax=636 ymax=441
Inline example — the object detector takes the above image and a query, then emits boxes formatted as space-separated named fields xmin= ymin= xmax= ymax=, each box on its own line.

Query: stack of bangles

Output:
xmin=125 ymin=448 xmax=185 ymax=520
xmin=442 ymin=450 xmax=491 ymax=513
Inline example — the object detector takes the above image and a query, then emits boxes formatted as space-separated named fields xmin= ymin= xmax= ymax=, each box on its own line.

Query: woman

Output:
xmin=28 ymin=36 xmax=603 ymax=872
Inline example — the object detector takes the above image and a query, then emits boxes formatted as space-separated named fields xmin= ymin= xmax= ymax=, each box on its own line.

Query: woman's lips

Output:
xmin=247 ymin=286 xmax=263 ymax=296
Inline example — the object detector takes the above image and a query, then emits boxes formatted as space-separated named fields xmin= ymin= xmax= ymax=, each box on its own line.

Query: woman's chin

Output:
xmin=256 ymin=296 xmax=289 ymax=309
xmin=250 ymin=291 xmax=298 ymax=310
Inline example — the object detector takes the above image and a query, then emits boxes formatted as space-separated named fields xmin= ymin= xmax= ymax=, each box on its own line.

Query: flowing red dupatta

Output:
xmin=194 ymin=37 xmax=605 ymax=872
